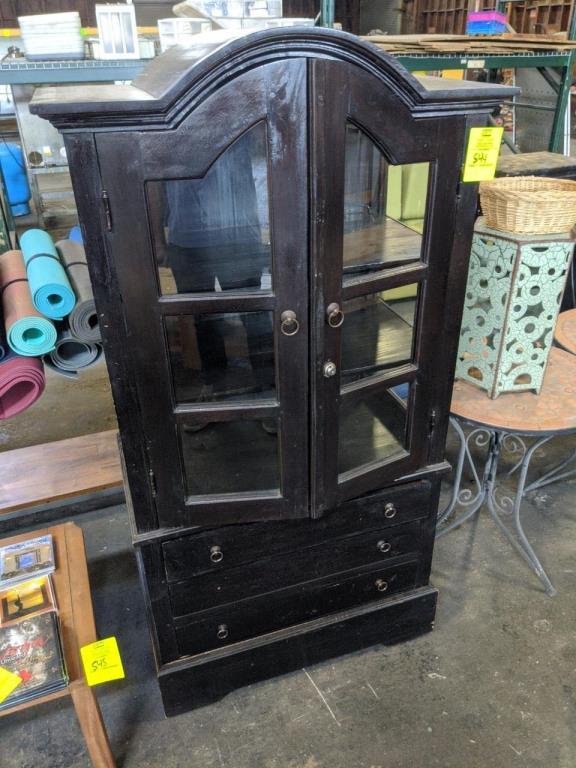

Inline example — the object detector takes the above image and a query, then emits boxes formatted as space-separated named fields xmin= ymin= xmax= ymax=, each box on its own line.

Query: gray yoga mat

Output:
xmin=43 ymin=329 xmax=102 ymax=379
xmin=56 ymin=239 xmax=101 ymax=343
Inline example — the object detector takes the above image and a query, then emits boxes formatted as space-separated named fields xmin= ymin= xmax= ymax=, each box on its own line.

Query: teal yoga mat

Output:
xmin=20 ymin=229 xmax=76 ymax=320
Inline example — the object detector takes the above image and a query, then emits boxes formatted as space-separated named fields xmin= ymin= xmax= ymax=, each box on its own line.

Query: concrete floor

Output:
xmin=1 ymin=432 xmax=576 ymax=768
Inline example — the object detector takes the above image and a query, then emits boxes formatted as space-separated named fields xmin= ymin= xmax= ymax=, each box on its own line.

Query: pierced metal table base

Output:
xmin=437 ymin=416 xmax=576 ymax=596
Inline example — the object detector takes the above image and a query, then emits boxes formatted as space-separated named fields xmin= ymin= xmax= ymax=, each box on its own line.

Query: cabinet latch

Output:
xmin=148 ymin=468 xmax=157 ymax=498
xmin=101 ymin=190 xmax=113 ymax=232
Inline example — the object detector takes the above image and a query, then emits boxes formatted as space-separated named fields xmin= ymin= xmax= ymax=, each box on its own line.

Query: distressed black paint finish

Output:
xmin=33 ymin=29 xmax=515 ymax=715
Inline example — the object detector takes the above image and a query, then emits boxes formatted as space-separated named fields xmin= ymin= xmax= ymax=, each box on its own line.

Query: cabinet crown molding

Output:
xmin=30 ymin=27 xmax=517 ymax=132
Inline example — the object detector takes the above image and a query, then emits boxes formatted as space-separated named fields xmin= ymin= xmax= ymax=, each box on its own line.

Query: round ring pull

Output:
xmin=384 ymin=503 xmax=397 ymax=519
xmin=375 ymin=579 xmax=389 ymax=593
xmin=280 ymin=310 xmax=300 ymax=336
xmin=217 ymin=624 xmax=229 ymax=641
xmin=210 ymin=545 xmax=223 ymax=564
xmin=326 ymin=302 xmax=345 ymax=328
xmin=377 ymin=540 xmax=392 ymax=554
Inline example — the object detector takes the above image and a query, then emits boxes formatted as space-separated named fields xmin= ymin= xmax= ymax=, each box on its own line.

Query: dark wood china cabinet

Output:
xmin=32 ymin=29 xmax=513 ymax=716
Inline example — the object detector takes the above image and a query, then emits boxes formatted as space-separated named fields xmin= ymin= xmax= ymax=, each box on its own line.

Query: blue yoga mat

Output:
xmin=20 ymin=229 xmax=76 ymax=320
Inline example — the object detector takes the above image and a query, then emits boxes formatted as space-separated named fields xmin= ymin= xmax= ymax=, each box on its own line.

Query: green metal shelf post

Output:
xmin=319 ymin=0 xmax=335 ymax=28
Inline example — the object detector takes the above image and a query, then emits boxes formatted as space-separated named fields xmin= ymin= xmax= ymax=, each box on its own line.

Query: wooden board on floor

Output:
xmin=0 ymin=430 xmax=122 ymax=515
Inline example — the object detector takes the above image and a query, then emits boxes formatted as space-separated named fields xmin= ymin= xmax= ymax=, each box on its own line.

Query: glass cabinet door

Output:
xmin=310 ymin=59 xmax=438 ymax=513
xmin=96 ymin=60 xmax=309 ymax=528
xmin=337 ymin=124 xmax=429 ymax=496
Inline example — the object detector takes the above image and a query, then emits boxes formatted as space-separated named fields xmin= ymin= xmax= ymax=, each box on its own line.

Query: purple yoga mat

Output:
xmin=0 ymin=353 xmax=45 ymax=419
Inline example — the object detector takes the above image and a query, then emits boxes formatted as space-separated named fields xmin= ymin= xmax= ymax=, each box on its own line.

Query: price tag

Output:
xmin=0 ymin=667 xmax=23 ymax=705
xmin=80 ymin=637 xmax=125 ymax=687
xmin=462 ymin=126 xmax=504 ymax=183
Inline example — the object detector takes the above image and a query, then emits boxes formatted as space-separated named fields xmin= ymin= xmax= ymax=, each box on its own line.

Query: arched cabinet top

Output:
xmin=30 ymin=27 xmax=516 ymax=132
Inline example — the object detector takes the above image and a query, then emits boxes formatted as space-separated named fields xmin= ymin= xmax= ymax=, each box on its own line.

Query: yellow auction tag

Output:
xmin=0 ymin=667 xmax=22 ymax=704
xmin=80 ymin=637 xmax=125 ymax=687
xmin=462 ymin=126 xmax=504 ymax=182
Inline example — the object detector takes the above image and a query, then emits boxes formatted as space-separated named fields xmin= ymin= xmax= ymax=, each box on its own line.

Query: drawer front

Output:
xmin=163 ymin=479 xmax=433 ymax=582
xmin=174 ymin=560 xmax=418 ymax=657
xmin=169 ymin=523 xmax=421 ymax=616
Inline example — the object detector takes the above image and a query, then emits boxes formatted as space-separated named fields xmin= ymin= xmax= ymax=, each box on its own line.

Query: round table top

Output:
xmin=451 ymin=347 xmax=576 ymax=434
xmin=554 ymin=309 xmax=576 ymax=356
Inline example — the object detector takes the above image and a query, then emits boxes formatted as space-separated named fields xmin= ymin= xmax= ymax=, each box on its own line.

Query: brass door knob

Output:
xmin=384 ymin=503 xmax=397 ymax=519
xmin=326 ymin=302 xmax=345 ymax=328
xmin=375 ymin=579 xmax=389 ymax=593
xmin=210 ymin=546 xmax=223 ymax=563
xmin=323 ymin=361 xmax=337 ymax=378
xmin=280 ymin=310 xmax=300 ymax=336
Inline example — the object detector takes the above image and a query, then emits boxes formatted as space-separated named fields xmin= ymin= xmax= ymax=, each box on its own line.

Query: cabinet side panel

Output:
xmin=63 ymin=133 xmax=158 ymax=533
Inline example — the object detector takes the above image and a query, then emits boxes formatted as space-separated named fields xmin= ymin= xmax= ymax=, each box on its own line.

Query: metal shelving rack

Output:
xmin=0 ymin=58 xmax=146 ymax=85
xmin=0 ymin=59 xmax=147 ymax=223
xmin=395 ymin=50 xmax=575 ymax=153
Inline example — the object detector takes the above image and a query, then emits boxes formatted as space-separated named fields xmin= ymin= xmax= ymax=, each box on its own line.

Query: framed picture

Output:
xmin=0 ymin=576 xmax=55 ymax=625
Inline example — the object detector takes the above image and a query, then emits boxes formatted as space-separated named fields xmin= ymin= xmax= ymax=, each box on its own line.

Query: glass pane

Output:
xmin=343 ymin=122 xmax=429 ymax=278
xmin=166 ymin=312 xmax=275 ymax=404
xmin=338 ymin=387 xmax=409 ymax=476
xmin=341 ymin=285 xmax=418 ymax=386
xmin=180 ymin=418 xmax=280 ymax=497
xmin=148 ymin=122 xmax=272 ymax=295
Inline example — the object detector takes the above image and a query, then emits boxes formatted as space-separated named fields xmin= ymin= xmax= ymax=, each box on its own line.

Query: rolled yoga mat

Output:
xmin=43 ymin=329 xmax=102 ymax=379
xmin=56 ymin=239 xmax=101 ymax=343
xmin=0 ymin=353 xmax=45 ymax=419
xmin=20 ymin=229 xmax=76 ymax=320
xmin=0 ymin=249 xmax=57 ymax=356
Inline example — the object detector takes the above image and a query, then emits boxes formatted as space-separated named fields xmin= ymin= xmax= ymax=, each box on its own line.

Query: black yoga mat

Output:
xmin=56 ymin=239 xmax=101 ymax=343
xmin=43 ymin=329 xmax=102 ymax=379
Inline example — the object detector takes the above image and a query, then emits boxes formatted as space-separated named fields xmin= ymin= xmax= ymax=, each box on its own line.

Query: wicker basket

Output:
xmin=479 ymin=176 xmax=576 ymax=235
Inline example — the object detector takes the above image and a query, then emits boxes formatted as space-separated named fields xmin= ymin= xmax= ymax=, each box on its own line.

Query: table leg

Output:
xmin=486 ymin=435 xmax=557 ymax=597
xmin=523 ymin=445 xmax=576 ymax=494
xmin=70 ymin=682 xmax=115 ymax=768
xmin=437 ymin=419 xmax=494 ymax=537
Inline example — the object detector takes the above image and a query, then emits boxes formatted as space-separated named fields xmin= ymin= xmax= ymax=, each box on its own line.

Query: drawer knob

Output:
xmin=377 ymin=540 xmax=392 ymax=554
xmin=375 ymin=579 xmax=389 ymax=593
xmin=384 ymin=502 xmax=397 ymax=519
xmin=216 ymin=624 xmax=229 ymax=640
xmin=210 ymin=546 xmax=223 ymax=564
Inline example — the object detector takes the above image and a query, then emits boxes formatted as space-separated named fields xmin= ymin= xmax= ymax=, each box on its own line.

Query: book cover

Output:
xmin=0 ymin=610 xmax=67 ymax=710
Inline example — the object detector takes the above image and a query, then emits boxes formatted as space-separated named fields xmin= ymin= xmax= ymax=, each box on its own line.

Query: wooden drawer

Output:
xmin=169 ymin=522 xmax=421 ymax=616
xmin=174 ymin=559 xmax=418 ymax=657
xmin=163 ymin=479 xmax=433 ymax=582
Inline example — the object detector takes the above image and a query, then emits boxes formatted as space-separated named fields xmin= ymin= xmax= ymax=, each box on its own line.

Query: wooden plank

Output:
xmin=0 ymin=430 xmax=122 ymax=515
xmin=363 ymin=32 xmax=576 ymax=55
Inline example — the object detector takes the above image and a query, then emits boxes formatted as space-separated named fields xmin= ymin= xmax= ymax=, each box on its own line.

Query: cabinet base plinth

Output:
xmin=157 ymin=586 xmax=438 ymax=716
